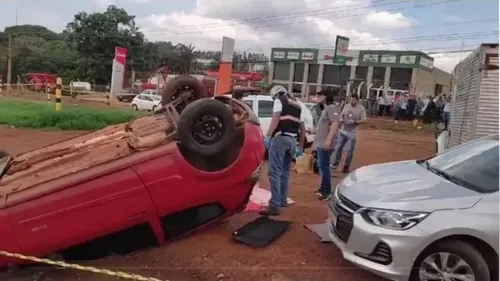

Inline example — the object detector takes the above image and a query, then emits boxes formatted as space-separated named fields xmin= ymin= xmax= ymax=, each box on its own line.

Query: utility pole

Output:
xmin=7 ymin=32 xmax=12 ymax=91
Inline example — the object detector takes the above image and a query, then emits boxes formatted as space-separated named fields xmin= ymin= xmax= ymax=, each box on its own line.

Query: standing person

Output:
xmin=384 ymin=93 xmax=392 ymax=116
xmin=442 ymin=96 xmax=452 ymax=129
xmin=377 ymin=94 xmax=386 ymax=116
xmin=331 ymin=94 xmax=367 ymax=174
xmin=367 ymin=91 xmax=377 ymax=116
xmin=395 ymin=94 xmax=409 ymax=123
xmin=423 ymin=96 xmax=436 ymax=124
xmin=416 ymin=95 xmax=425 ymax=117
xmin=313 ymin=90 xmax=341 ymax=200
xmin=259 ymin=85 xmax=306 ymax=216
xmin=407 ymin=94 xmax=417 ymax=121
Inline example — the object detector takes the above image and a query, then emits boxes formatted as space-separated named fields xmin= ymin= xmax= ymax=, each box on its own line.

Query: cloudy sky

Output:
xmin=1 ymin=0 xmax=498 ymax=72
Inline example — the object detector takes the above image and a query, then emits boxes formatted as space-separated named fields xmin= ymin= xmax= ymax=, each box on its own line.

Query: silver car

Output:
xmin=328 ymin=134 xmax=499 ymax=281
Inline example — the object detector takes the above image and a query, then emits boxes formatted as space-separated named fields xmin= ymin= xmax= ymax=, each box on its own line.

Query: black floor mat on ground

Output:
xmin=232 ymin=216 xmax=292 ymax=247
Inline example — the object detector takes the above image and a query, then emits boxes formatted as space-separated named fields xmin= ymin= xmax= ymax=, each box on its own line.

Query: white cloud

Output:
xmin=138 ymin=0 xmax=408 ymax=52
xmin=136 ymin=0 xmax=460 ymax=72
xmin=363 ymin=11 xmax=413 ymax=29
xmin=90 ymin=0 xmax=115 ymax=8
xmin=431 ymin=51 xmax=472 ymax=73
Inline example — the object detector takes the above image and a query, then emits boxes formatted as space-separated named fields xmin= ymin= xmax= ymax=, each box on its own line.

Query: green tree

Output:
xmin=65 ymin=5 xmax=145 ymax=84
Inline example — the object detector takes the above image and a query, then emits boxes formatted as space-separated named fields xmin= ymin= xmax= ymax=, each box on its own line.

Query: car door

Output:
xmin=6 ymin=169 xmax=159 ymax=257
xmin=134 ymin=95 xmax=144 ymax=110
xmin=257 ymin=99 xmax=274 ymax=135
xmin=142 ymin=95 xmax=155 ymax=111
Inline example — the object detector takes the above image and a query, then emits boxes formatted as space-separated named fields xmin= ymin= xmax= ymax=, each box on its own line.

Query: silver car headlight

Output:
xmin=361 ymin=209 xmax=428 ymax=230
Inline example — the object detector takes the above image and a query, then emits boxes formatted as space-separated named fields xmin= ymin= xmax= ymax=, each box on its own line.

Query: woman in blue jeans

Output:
xmin=313 ymin=90 xmax=341 ymax=200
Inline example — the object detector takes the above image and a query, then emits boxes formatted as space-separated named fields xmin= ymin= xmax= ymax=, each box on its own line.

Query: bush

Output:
xmin=0 ymin=100 xmax=144 ymax=130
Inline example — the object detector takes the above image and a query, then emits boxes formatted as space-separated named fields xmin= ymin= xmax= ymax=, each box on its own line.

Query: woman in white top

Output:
xmin=443 ymin=96 xmax=452 ymax=129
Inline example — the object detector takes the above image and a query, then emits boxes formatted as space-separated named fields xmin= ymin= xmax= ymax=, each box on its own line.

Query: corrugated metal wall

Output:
xmin=449 ymin=48 xmax=481 ymax=147
xmin=475 ymin=48 xmax=499 ymax=138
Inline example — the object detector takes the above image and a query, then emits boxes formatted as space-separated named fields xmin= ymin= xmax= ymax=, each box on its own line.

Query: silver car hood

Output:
xmin=338 ymin=160 xmax=483 ymax=212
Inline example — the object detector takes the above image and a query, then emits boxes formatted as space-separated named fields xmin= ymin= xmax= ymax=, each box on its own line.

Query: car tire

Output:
xmin=161 ymin=76 xmax=206 ymax=113
xmin=177 ymin=98 xmax=236 ymax=157
xmin=132 ymin=104 xmax=138 ymax=111
xmin=410 ymin=240 xmax=491 ymax=281
xmin=152 ymin=105 xmax=157 ymax=112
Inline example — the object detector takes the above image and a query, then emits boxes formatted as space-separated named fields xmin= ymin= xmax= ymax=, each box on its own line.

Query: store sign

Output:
xmin=400 ymin=55 xmax=416 ymax=64
xmin=363 ymin=54 xmax=379 ymax=63
xmin=334 ymin=36 xmax=350 ymax=65
xmin=287 ymin=51 xmax=299 ymax=60
xmin=381 ymin=55 xmax=397 ymax=63
xmin=301 ymin=52 xmax=315 ymax=60
xmin=420 ymin=57 xmax=434 ymax=69
xmin=273 ymin=51 xmax=285 ymax=59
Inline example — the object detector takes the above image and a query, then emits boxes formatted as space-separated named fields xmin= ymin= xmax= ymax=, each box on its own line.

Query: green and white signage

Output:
xmin=358 ymin=50 xmax=434 ymax=70
xmin=271 ymin=48 xmax=319 ymax=62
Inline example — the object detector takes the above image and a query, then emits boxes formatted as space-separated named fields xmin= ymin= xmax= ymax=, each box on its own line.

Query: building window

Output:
xmin=372 ymin=67 xmax=386 ymax=88
xmin=258 ymin=100 xmax=274 ymax=117
xmin=308 ymin=64 xmax=319 ymax=83
xmin=323 ymin=65 xmax=351 ymax=85
xmin=389 ymin=68 xmax=412 ymax=90
xmin=293 ymin=63 xmax=304 ymax=82
xmin=355 ymin=66 xmax=368 ymax=80
xmin=292 ymin=83 xmax=302 ymax=93
xmin=274 ymin=62 xmax=291 ymax=81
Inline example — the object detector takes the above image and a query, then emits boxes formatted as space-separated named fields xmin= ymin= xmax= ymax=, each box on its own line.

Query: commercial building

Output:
xmin=268 ymin=48 xmax=452 ymax=99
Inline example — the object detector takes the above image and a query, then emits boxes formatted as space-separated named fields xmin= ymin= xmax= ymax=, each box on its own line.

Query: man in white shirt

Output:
xmin=260 ymin=86 xmax=306 ymax=216
xmin=384 ymin=94 xmax=393 ymax=116
xmin=377 ymin=95 xmax=386 ymax=116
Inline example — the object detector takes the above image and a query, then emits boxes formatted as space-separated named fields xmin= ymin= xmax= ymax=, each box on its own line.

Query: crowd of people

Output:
xmin=253 ymin=86 xmax=452 ymax=216
xmin=365 ymin=92 xmax=452 ymax=129
xmin=258 ymin=86 xmax=366 ymax=216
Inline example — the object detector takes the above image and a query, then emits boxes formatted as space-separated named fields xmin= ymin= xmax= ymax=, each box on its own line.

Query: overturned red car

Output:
xmin=0 ymin=76 xmax=265 ymax=266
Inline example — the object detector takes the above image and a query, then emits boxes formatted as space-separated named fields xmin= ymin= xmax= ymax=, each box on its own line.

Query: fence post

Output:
xmin=55 ymin=77 xmax=62 ymax=112
xmin=46 ymin=84 xmax=50 ymax=103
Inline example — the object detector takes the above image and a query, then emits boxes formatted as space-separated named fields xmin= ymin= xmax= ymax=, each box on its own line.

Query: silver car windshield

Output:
xmin=425 ymin=135 xmax=499 ymax=193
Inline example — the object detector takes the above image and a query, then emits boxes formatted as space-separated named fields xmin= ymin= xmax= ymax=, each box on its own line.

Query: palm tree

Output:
xmin=177 ymin=43 xmax=196 ymax=74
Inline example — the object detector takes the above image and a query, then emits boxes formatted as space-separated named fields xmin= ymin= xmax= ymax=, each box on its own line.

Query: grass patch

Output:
xmin=0 ymin=100 xmax=145 ymax=130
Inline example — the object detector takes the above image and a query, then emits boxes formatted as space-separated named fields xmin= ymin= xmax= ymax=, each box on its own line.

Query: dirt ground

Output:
xmin=0 ymin=119 xmax=436 ymax=281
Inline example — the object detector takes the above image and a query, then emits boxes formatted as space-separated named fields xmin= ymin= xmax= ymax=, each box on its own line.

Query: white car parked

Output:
xmin=241 ymin=95 xmax=315 ymax=148
xmin=131 ymin=93 xmax=162 ymax=112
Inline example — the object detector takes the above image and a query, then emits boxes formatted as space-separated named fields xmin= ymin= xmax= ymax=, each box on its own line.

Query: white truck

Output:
xmin=438 ymin=44 xmax=499 ymax=152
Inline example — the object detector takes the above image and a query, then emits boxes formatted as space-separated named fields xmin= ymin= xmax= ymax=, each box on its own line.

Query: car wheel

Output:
xmin=152 ymin=105 xmax=157 ymax=112
xmin=410 ymin=240 xmax=490 ymax=281
xmin=161 ymin=76 xmax=206 ymax=114
xmin=132 ymin=104 xmax=138 ymax=111
xmin=177 ymin=98 xmax=236 ymax=157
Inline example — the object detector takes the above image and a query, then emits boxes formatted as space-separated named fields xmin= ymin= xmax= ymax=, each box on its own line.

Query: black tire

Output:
xmin=152 ymin=105 xmax=157 ymax=112
xmin=410 ymin=240 xmax=491 ymax=281
xmin=161 ymin=76 xmax=206 ymax=112
xmin=132 ymin=104 xmax=138 ymax=111
xmin=177 ymin=98 xmax=236 ymax=157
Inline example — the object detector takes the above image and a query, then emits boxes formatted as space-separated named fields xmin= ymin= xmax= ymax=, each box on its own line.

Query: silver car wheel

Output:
xmin=419 ymin=252 xmax=475 ymax=281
